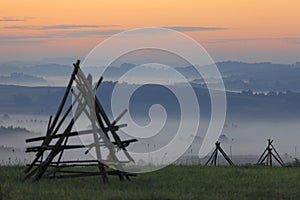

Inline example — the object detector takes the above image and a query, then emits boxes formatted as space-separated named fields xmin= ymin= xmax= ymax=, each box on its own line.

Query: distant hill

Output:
xmin=178 ymin=61 xmax=300 ymax=92
xmin=0 ymin=62 xmax=72 ymax=77
xmin=1 ymin=61 xmax=300 ymax=91
xmin=0 ymin=83 xmax=299 ymax=121
xmin=0 ymin=73 xmax=46 ymax=85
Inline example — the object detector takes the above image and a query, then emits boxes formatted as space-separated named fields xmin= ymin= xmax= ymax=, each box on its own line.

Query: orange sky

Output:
xmin=1 ymin=0 xmax=300 ymax=63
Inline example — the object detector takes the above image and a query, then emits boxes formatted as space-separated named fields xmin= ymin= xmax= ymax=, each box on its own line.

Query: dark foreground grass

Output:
xmin=0 ymin=165 xmax=299 ymax=200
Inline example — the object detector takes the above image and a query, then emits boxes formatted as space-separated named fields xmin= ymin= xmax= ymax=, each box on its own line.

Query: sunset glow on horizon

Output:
xmin=1 ymin=0 xmax=300 ymax=63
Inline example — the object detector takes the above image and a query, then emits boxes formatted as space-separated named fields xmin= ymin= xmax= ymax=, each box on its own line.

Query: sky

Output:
xmin=0 ymin=0 xmax=300 ymax=63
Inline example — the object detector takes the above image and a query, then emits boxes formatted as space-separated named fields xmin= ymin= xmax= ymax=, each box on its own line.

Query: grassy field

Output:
xmin=0 ymin=165 xmax=299 ymax=200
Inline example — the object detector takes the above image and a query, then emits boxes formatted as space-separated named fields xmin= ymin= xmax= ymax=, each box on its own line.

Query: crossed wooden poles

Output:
xmin=205 ymin=141 xmax=235 ymax=166
xmin=24 ymin=60 xmax=137 ymax=183
xmin=257 ymin=139 xmax=285 ymax=167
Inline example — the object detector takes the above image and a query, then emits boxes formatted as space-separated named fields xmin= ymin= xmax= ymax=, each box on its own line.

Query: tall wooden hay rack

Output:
xmin=24 ymin=60 xmax=137 ymax=183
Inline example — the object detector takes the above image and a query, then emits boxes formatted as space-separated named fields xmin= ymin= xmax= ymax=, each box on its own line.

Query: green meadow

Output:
xmin=0 ymin=165 xmax=299 ymax=200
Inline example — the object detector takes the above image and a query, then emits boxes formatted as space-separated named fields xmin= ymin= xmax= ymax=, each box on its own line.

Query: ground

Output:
xmin=0 ymin=165 xmax=299 ymax=200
